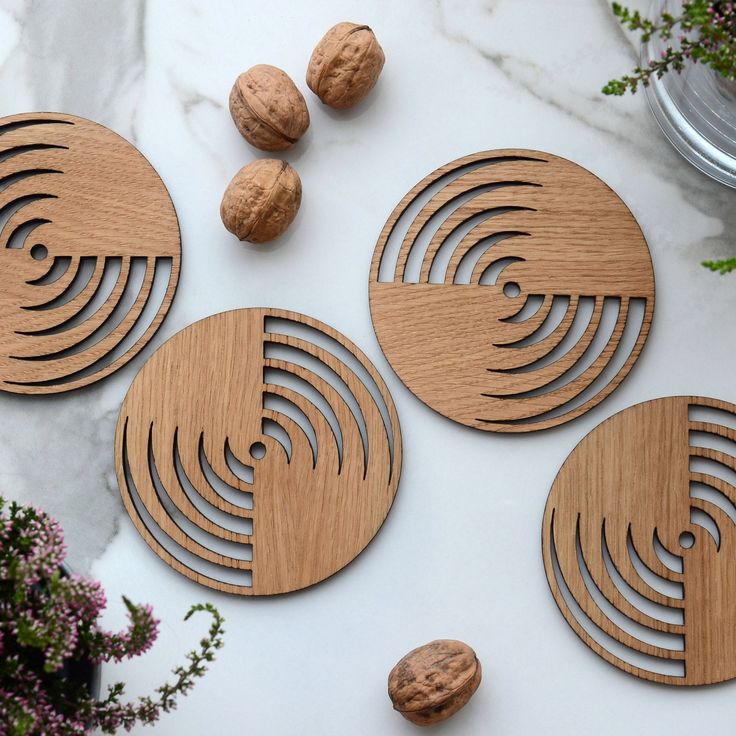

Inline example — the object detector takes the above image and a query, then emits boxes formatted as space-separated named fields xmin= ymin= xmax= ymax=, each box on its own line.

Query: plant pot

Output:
xmin=642 ymin=0 xmax=736 ymax=187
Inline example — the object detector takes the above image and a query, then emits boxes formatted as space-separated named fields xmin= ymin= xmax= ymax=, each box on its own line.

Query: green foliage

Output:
xmin=603 ymin=1 xmax=736 ymax=95
xmin=702 ymin=257 xmax=736 ymax=274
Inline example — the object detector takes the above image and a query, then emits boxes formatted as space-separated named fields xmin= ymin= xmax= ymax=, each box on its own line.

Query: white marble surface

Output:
xmin=2 ymin=0 xmax=736 ymax=733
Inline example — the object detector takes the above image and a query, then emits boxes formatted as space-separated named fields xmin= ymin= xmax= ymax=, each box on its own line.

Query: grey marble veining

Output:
xmin=1 ymin=2 xmax=736 ymax=734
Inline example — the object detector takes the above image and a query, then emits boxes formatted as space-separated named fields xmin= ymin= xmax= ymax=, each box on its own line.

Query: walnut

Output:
xmin=229 ymin=65 xmax=310 ymax=151
xmin=306 ymin=22 xmax=385 ymax=109
xmin=220 ymin=159 xmax=301 ymax=244
xmin=387 ymin=640 xmax=482 ymax=726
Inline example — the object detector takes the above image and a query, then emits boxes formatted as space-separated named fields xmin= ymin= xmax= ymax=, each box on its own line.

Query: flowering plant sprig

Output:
xmin=603 ymin=1 xmax=736 ymax=95
xmin=0 ymin=496 xmax=225 ymax=735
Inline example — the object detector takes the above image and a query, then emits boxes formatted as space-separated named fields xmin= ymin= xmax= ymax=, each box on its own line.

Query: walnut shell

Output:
xmin=306 ymin=22 xmax=385 ymax=109
xmin=388 ymin=639 xmax=482 ymax=727
xmin=229 ymin=64 xmax=310 ymax=151
xmin=220 ymin=159 xmax=301 ymax=244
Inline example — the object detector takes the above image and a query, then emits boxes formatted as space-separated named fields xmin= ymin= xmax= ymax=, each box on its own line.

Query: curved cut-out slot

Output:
xmin=0 ymin=119 xmax=74 ymax=135
xmin=628 ymin=529 xmax=684 ymax=599
xmin=262 ymin=390 xmax=318 ymax=469
xmin=199 ymin=438 xmax=253 ymax=510
xmin=120 ymin=423 xmax=253 ymax=590
xmin=500 ymin=293 xmax=546 ymax=323
xmin=265 ymin=316 xmax=396 ymax=480
xmin=548 ymin=512 xmax=685 ymax=678
xmin=376 ymin=155 xmax=547 ymax=283
xmin=12 ymin=256 xmax=146 ymax=360
xmin=690 ymin=479 xmax=736 ymax=525
xmin=0 ymin=193 xmax=57 ymax=246
xmin=689 ymin=428 xmax=736 ymax=458
xmin=688 ymin=403 xmax=736 ymax=433
xmin=265 ymin=343 xmax=371 ymax=477
xmin=26 ymin=256 xmax=72 ymax=285
xmin=22 ymin=256 xmax=98 ymax=311
xmin=601 ymin=523 xmax=684 ymax=625
xmin=18 ymin=257 xmax=117 ymax=334
xmin=262 ymin=417 xmax=293 ymax=462
xmin=477 ymin=253 xmax=527 ymax=286
xmin=690 ymin=506 xmax=721 ymax=550
xmin=420 ymin=205 xmax=532 ymax=284
xmin=690 ymin=453 xmax=736 ymax=491
xmin=265 ymin=364 xmax=344 ymax=472
xmin=403 ymin=190 xmax=537 ymax=284
xmin=171 ymin=433 xmax=253 ymax=538
xmin=576 ymin=519 xmax=684 ymax=650
xmin=0 ymin=169 xmax=62 ymax=195
xmin=8 ymin=257 xmax=175 ymax=388
xmin=653 ymin=530 xmax=684 ymax=574
xmin=481 ymin=297 xmax=647 ymax=427
xmin=0 ymin=143 xmax=68 ymax=165
xmin=448 ymin=230 xmax=530 ymax=286
xmin=495 ymin=295 xmax=571 ymax=349
xmin=5 ymin=216 xmax=52 ymax=251
xmin=427 ymin=213 xmax=529 ymax=285
xmin=494 ymin=296 xmax=597 ymax=374
xmin=224 ymin=439 xmax=255 ymax=487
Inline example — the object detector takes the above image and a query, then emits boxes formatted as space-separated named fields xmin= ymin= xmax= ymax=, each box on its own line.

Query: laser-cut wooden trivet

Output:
xmin=369 ymin=150 xmax=654 ymax=432
xmin=115 ymin=308 xmax=402 ymax=596
xmin=0 ymin=112 xmax=180 ymax=393
xmin=543 ymin=396 xmax=736 ymax=686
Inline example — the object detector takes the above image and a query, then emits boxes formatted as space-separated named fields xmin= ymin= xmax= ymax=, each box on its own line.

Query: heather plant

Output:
xmin=604 ymin=1 xmax=736 ymax=276
xmin=0 ymin=496 xmax=225 ymax=735
xmin=603 ymin=1 xmax=736 ymax=95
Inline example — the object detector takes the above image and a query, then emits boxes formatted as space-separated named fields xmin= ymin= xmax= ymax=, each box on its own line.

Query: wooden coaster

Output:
xmin=0 ymin=112 xmax=180 ymax=393
xmin=115 ymin=308 xmax=402 ymax=596
xmin=543 ymin=396 xmax=736 ymax=685
xmin=369 ymin=150 xmax=654 ymax=432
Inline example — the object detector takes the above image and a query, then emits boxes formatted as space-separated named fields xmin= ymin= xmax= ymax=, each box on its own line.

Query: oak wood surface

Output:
xmin=0 ymin=112 xmax=180 ymax=393
xmin=369 ymin=150 xmax=654 ymax=432
xmin=542 ymin=396 xmax=736 ymax=685
xmin=115 ymin=308 xmax=402 ymax=596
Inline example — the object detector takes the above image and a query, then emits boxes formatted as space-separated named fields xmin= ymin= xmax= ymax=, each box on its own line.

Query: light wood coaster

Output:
xmin=0 ymin=112 xmax=180 ymax=393
xmin=369 ymin=150 xmax=654 ymax=432
xmin=543 ymin=396 xmax=736 ymax=686
xmin=115 ymin=308 xmax=402 ymax=596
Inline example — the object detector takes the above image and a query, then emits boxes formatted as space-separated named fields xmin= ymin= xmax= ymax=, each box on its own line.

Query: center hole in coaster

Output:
xmin=30 ymin=244 xmax=48 ymax=261
xmin=249 ymin=442 xmax=267 ymax=459
xmin=503 ymin=281 xmax=521 ymax=298
xmin=679 ymin=531 xmax=695 ymax=549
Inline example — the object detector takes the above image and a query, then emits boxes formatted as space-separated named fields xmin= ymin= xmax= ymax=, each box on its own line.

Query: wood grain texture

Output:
xmin=542 ymin=396 xmax=736 ymax=685
xmin=369 ymin=150 xmax=654 ymax=432
xmin=115 ymin=308 xmax=402 ymax=596
xmin=0 ymin=112 xmax=180 ymax=393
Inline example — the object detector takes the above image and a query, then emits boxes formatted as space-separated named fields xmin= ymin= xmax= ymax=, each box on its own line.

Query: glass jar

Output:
xmin=642 ymin=0 xmax=736 ymax=187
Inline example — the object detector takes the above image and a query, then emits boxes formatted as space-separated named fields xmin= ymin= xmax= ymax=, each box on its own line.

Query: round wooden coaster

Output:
xmin=115 ymin=308 xmax=402 ymax=596
xmin=369 ymin=150 xmax=654 ymax=432
xmin=0 ymin=112 xmax=180 ymax=393
xmin=543 ymin=396 xmax=736 ymax=686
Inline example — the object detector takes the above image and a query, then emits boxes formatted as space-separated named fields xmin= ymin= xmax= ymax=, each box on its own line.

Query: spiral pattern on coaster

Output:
xmin=543 ymin=396 xmax=736 ymax=686
xmin=369 ymin=150 xmax=654 ymax=432
xmin=0 ymin=113 xmax=180 ymax=393
xmin=116 ymin=308 xmax=402 ymax=596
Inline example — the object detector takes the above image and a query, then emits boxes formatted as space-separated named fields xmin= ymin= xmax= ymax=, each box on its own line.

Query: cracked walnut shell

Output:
xmin=220 ymin=159 xmax=301 ymax=244
xmin=229 ymin=64 xmax=310 ymax=151
xmin=306 ymin=22 xmax=385 ymax=109
xmin=388 ymin=640 xmax=482 ymax=726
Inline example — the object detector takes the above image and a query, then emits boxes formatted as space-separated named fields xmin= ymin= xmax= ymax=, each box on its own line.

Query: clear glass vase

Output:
xmin=642 ymin=0 xmax=736 ymax=187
